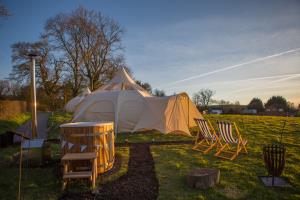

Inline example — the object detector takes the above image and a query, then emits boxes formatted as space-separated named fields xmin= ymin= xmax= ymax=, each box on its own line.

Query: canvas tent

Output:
xmin=71 ymin=68 xmax=202 ymax=136
xmin=65 ymin=87 xmax=91 ymax=112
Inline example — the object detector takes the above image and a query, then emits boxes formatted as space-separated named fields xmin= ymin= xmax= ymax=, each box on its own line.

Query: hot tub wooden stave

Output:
xmin=60 ymin=122 xmax=114 ymax=174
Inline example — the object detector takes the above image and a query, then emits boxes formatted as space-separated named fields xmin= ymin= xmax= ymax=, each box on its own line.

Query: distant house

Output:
xmin=210 ymin=109 xmax=223 ymax=114
xmin=266 ymin=106 xmax=285 ymax=113
xmin=264 ymin=105 xmax=287 ymax=116
xmin=241 ymin=108 xmax=257 ymax=115
xmin=208 ymin=105 xmax=246 ymax=114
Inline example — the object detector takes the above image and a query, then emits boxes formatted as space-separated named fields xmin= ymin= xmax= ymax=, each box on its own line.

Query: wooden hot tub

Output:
xmin=60 ymin=121 xmax=114 ymax=174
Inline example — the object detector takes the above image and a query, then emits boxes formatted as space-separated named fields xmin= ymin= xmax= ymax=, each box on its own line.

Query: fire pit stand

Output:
xmin=260 ymin=144 xmax=290 ymax=187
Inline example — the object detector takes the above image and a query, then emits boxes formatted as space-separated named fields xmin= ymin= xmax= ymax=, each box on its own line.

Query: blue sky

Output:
xmin=1 ymin=0 xmax=300 ymax=104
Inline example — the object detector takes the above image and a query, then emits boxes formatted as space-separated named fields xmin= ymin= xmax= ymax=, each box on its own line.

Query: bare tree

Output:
xmin=0 ymin=80 xmax=10 ymax=96
xmin=0 ymin=80 xmax=25 ymax=99
xmin=10 ymin=40 xmax=64 ymax=110
xmin=218 ymin=99 xmax=230 ymax=105
xmin=153 ymin=89 xmax=165 ymax=97
xmin=44 ymin=6 xmax=125 ymax=92
xmin=8 ymin=82 xmax=22 ymax=97
xmin=193 ymin=89 xmax=215 ymax=107
xmin=44 ymin=11 xmax=83 ymax=96
xmin=234 ymin=101 xmax=240 ymax=105
xmin=7 ymin=6 xmax=128 ymax=110
xmin=77 ymin=7 xmax=124 ymax=90
xmin=10 ymin=41 xmax=39 ymax=83
xmin=136 ymin=80 xmax=152 ymax=94
xmin=247 ymin=98 xmax=264 ymax=112
xmin=192 ymin=93 xmax=201 ymax=106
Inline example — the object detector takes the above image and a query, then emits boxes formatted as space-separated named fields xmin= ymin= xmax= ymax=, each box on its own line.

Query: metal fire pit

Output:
xmin=262 ymin=144 xmax=286 ymax=186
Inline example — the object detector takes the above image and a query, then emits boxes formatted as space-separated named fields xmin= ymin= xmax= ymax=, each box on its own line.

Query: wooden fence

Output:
xmin=0 ymin=100 xmax=28 ymax=119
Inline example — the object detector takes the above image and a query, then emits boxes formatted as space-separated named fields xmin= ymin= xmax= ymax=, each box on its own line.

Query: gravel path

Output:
xmin=61 ymin=143 xmax=159 ymax=200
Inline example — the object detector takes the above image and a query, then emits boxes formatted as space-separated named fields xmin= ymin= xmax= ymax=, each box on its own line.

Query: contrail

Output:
xmin=227 ymin=74 xmax=300 ymax=95
xmin=223 ymin=85 xmax=296 ymax=99
xmin=271 ymin=74 xmax=300 ymax=83
xmin=158 ymin=48 xmax=300 ymax=87
xmin=229 ymin=85 xmax=283 ymax=95
xmin=165 ymin=73 xmax=300 ymax=90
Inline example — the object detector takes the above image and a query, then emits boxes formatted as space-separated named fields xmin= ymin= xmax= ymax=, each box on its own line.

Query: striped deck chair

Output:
xmin=215 ymin=121 xmax=248 ymax=160
xmin=193 ymin=118 xmax=222 ymax=154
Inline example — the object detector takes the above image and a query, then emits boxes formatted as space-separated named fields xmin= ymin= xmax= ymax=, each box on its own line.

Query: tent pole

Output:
xmin=178 ymin=95 xmax=189 ymax=128
xmin=167 ymin=95 xmax=178 ymax=130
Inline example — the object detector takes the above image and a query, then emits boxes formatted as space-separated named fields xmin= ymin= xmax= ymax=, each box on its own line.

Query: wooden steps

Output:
xmin=63 ymin=171 xmax=92 ymax=179
xmin=62 ymin=152 xmax=97 ymax=161
xmin=62 ymin=152 xmax=98 ymax=190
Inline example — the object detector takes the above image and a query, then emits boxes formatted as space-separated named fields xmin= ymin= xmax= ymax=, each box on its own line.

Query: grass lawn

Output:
xmin=0 ymin=112 xmax=129 ymax=200
xmin=1 ymin=113 xmax=299 ymax=199
xmin=151 ymin=115 xmax=300 ymax=200
xmin=98 ymin=147 xmax=129 ymax=185
xmin=0 ymin=113 xmax=31 ymax=135
xmin=116 ymin=130 xmax=193 ymax=143
xmin=0 ymin=145 xmax=61 ymax=200
xmin=0 ymin=145 xmax=129 ymax=200
xmin=47 ymin=112 xmax=73 ymax=139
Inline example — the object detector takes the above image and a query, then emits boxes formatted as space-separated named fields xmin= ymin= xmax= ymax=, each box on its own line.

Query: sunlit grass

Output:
xmin=98 ymin=147 xmax=129 ymax=185
xmin=47 ymin=112 xmax=72 ymax=139
xmin=151 ymin=115 xmax=300 ymax=200
xmin=116 ymin=130 xmax=193 ymax=143
xmin=0 ymin=112 xmax=31 ymax=134
xmin=1 ymin=113 xmax=299 ymax=199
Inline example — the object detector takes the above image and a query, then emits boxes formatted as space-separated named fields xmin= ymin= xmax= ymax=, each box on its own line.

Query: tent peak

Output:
xmin=96 ymin=67 xmax=151 ymax=96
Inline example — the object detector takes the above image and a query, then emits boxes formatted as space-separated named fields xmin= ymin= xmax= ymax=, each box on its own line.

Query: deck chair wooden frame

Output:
xmin=193 ymin=118 xmax=222 ymax=154
xmin=214 ymin=121 xmax=248 ymax=160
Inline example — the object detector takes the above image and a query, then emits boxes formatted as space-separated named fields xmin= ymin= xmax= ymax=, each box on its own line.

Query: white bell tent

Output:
xmin=65 ymin=87 xmax=91 ymax=112
xmin=71 ymin=68 xmax=202 ymax=136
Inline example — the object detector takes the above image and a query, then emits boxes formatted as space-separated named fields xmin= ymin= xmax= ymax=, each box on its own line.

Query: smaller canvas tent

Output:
xmin=132 ymin=93 xmax=201 ymax=135
xmin=71 ymin=68 xmax=202 ymax=135
xmin=65 ymin=87 xmax=91 ymax=112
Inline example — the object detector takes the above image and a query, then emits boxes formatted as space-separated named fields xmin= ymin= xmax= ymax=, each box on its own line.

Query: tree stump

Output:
xmin=187 ymin=168 xmax=220 ymax=189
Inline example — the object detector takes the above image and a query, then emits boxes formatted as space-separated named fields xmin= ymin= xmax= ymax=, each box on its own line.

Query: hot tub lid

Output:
xmin=60 ymin=121 xmax=113 ymax=128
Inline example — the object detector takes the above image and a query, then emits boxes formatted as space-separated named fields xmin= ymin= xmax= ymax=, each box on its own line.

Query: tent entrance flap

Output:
xmin=178 ymin=95 xmax=190 ymax=127
xmin=165 ymin=94 xmax=191 ymax=135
